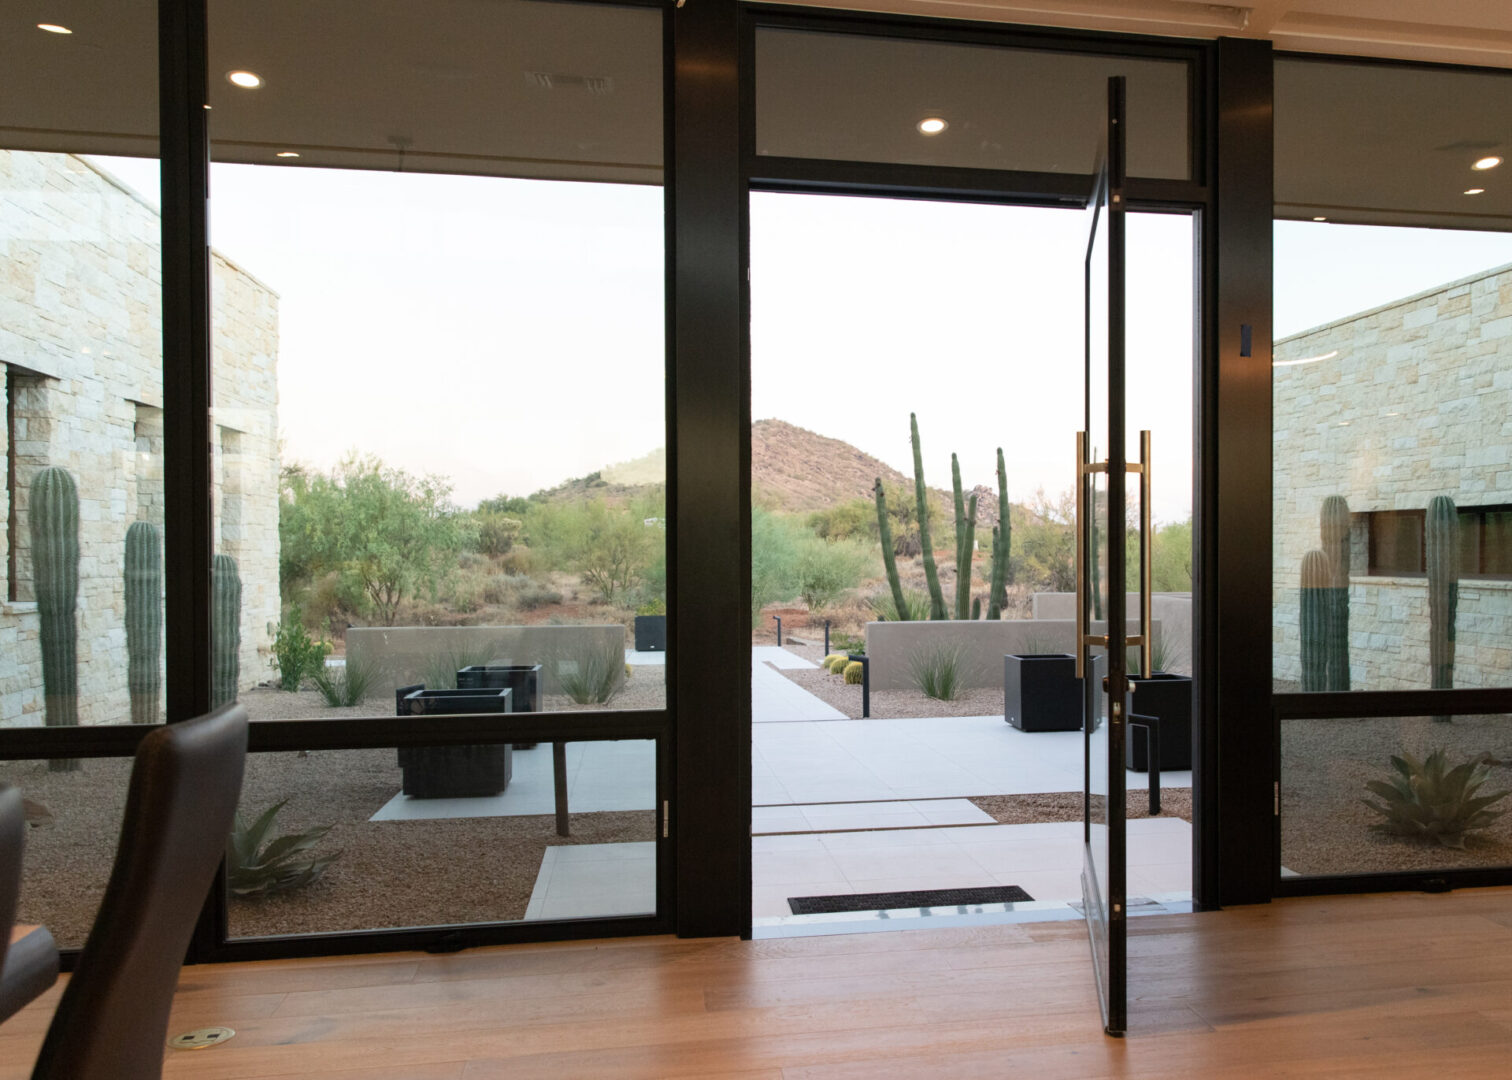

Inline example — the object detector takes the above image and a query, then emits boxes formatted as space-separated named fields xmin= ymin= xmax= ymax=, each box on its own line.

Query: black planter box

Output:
xmin=1004 ymin=653 xmax=1105 ymax=733
xmin=456 ymin=664 xmax=544 ymax=750
xmin=395 ymin=686 xmax=513 ymax=798
xmin=1125 ymin=672 xmax=1193 ymax=772
xmin=633 ymin=614 xmax=666 ymax=652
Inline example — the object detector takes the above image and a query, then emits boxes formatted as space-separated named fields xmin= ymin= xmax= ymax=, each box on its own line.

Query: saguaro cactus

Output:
xmin=124 ymin=521 xmax=162 ymax=724
xmin=30 ymin=468 xmax=80 ymax=770
xmin=910 ymin=413 xmax=947 ymax=620
xmin=873 ymin=478 xmax=912 ymax=620
xmin=949 ymin=451 xmax=978 ymax=621
xmin=212 ymin=553 xmax=243 ymax=708
xmin=987 ymin=448 xmax=1011 ymax=620
xmin=1299 ymin=549 xmax=1331 ymax=691
xmin=1426 ymin=494 xmax=1459 ymax=720
xmin=1320 ymin=495 xmax=1352 ymax=691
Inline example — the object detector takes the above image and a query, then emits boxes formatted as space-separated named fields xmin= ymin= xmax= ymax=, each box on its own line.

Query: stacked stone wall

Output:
xmin=1273 ymin=265 xmax=1512 ymax=691
xmin=0 ymin=150 xmax=280 ymax=727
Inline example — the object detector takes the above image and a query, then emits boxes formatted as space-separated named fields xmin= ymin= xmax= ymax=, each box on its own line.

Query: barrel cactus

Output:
xmin=30 ymin=468 xmax=80 ymax=770
xmin=1426 ymin=495 xmax=1459 ymax=720
xmin=1320 ymin=495 xmax=1352 ymax=690
xmin=124 ymin=521 xmax=162 ymax=724
xmin=212 ymin=553 xmax=242 ymax=708
xmin=843 ymin=660 xmax=864 ymax=685
xmin=1299 ymin=549 xmax=1331 ymax=692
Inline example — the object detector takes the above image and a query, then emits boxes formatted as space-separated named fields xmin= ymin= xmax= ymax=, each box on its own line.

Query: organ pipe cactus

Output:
xmin=212 ymin=553 xmax=242 ymax=708
xmin=1299 ymin=549 xmax=1331 ymax=692
xmin=30 ymin=467 xmax=80 ymax=771
xmin=949 ymin=454 xmax=978 ymax=621
xmin=873 ymin=478 xmax=912 ymax=621
xmin=911 ymin=414 xmax=947 ymax=621
xmin=124 ymin=521 xmax=162 ymax=724
xmin=1320 ymin=495 xmax=1352 ymax=691
xmin=987 ymin=448 xmax=1011 ymax=620
xmin=1426 ymin=495 xmax=1459 ymax=720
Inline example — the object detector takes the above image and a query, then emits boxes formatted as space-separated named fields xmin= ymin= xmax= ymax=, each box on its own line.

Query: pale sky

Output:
xmin=90 ymin=157 xmax=1512 ymax=520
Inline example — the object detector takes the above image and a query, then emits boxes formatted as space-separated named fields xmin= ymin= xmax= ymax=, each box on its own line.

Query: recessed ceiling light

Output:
xmin=276 ymin=151 xmax=300 ymax=158
xmin=37 ymin=23 xmax=72 ymax=34
xmin=917 ymin=117 xmax=948 ymax=135
xmin=1473 ymin=155 xmax=1502 ymax=171
xmin=1465 ymin=188 xmax=1486 ymax=195
xmin=1312 ymin=216 xmax=1327 ymax=222
xmin=227 ymin=70 xmax=263 ymax=89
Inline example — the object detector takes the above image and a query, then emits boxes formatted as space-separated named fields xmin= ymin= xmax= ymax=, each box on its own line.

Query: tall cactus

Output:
xmin=212 ymin=553 xmax=242 ymax=708
xmin=987 ymin=448 xmax=1011 ymax=620
xmin=30 ymin=468 xmax=80 ymax=771
xmin=956 ymin=492 xmax=978 ymax=619
xmin=1426 ymin=495 xmax=1459 ymax=721
xmin=1299 ymin=549 xmax=1331 ymax=691
xmin=873 ymin=478 xmax=912 ymax=621
xmin=1320 ymin=495 xmax=1352 ymax=691
xmin=951 ymin=454 xmax=969 ymax=619
xmin=124 ymin=521 xmax=162 ymax=724
xmin=910 ymin=413 xmax=947 ymax=620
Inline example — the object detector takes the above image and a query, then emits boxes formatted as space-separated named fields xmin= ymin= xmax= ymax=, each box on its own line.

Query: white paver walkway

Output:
xmin=753 ymin=798 xmax=995 ymax=834
xmin=524 ymin=841 xmax=656 ymax=921
xmin=751 ymin=648 xmax=848 ymax=723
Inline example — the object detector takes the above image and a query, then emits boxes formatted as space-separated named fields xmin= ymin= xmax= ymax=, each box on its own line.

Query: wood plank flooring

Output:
xmin=2 ymin=889 xmax=1510 ymax=1078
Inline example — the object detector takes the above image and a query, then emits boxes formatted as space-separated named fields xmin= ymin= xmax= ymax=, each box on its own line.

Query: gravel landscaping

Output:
xmin=971 ymin=788 xmax=1193 ymax=825
xmin=775 ymin=639 xmax=1006 ymax=719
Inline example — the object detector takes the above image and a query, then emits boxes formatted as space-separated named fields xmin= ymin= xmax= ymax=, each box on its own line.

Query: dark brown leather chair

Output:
xmin=1 ymin=783 xmax=60 ymax=1027
xmin=30 ymin=704 xmax=248 ymax=1080
xmin=1 ymin=784 xmax=21 ymax=964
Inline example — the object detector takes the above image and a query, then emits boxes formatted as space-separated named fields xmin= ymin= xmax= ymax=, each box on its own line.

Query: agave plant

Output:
xmin=1361 ymin=748 xmax=1511 ymax=849
xmin=227 ymin=800 xmax=341 ymax=897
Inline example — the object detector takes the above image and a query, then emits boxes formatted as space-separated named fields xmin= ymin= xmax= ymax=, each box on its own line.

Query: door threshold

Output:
xmin=752 ymin=892 xmax=1193 ymax=939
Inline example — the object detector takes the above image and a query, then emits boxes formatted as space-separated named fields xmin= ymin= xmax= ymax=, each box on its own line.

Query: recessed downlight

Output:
xmin=1465 ymin=188 xmax=1486 ymax=195
xmin=1312 ymin=216 xmax=1327 ymax=222
xmin=227 ymin=70 xmax=263 ymax=89
xmin=917 ymin=117 xmax=948 ymax=135
xmin=276 ymin=151 xmax=300 ymax=158
xmin=1473 ymin=155 xmax=1502 ymax=171
xmin=37 ymin=23 xmax=72 ymax=34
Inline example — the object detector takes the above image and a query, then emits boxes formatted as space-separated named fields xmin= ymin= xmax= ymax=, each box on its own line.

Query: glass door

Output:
xmin=1080 ymin=76 xmax=1139 ymax=1036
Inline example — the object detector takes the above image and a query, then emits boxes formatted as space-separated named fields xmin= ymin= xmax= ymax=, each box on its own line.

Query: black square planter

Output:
xmin=633 ymin=614 xmax=666 ymax=652
xmin=395 ymin=686 xmax=513 ymax=798
xmin=1125 ymin=673 xmax=1192 ymax=772
xmin=456 ymin=664 xmax=543 ymax=748
xmin=1004 ymin=653 xmax=1104 ymax=732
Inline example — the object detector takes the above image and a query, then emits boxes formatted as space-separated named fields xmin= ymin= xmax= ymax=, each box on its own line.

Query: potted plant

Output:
xmin=634 ymin=597 xmax=667 ymax=652
xmin=1004 ymin=652 xmax=1105 ymax=733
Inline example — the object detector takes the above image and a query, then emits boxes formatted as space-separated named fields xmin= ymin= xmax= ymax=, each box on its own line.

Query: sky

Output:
xmin=90 ymin=156 xmax=1512 ymax=522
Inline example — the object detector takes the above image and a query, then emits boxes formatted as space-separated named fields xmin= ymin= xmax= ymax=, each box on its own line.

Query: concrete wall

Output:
xmin=1272 ymin=263 xmax=1512 ymax=690
xmin=0 ymin=151 xmax=280 ymax=727
xmin=865 ymin=617 xmax=1154 ymax=692
xmin=1033 ymin=592 xmax=1193 ymax=675
xmin=346 ymin=624 xmax=628 ymax=700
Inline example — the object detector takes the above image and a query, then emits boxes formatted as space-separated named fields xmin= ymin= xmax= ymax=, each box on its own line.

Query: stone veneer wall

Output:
xmin=1273 ymin=263 xmax=1512 ymax=691
xmin=0 ymin=150 xmax=280 ymax=727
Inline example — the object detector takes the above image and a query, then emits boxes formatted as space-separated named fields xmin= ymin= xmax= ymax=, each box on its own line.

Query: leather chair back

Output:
xmin=0 ymin=785 xmax=22 ymax=972
xmin=31 ymin=705 xmax=248 ymax=1080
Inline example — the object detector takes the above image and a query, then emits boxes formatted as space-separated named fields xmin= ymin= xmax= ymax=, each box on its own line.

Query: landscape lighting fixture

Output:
xmin=1472 ymin=156 xmax=1502 ymax=170
xmin=917 ymin=117 xmax=948 ymax=135
xmin=37 ymin=23 xmax=72 ymax=34
xmin=1465 ymin=188 xmax=1485 ymax=195
xmin=227 ymin=70 xmax=263 ymax=88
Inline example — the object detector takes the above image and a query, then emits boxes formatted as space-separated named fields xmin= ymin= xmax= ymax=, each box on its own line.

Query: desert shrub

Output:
xmin=527 ymin=497 xmax=659 ymax=603
xmin=806 ymin=499 xmax=877 ymax=542
xmin=227 ymin=801 xmax=341 ymax=898
xmin=473 ymin=511 xmax=523 ymax=557
xmin=751 ymin=507 xmax=802 ymax=626
xmin=269 ymin=615 xmax=329 ymax=691
xmin=311 ymin=654 xmax=378 ymax=707
xmin=498 ymin=545 xmax=534 ymax=575
xmin=1362 ymin=748 xmax=1511 ymax=848
xmin=909 ymin=644 xmax=964 ymax=701
xmin=843 ymin=661 xmax=864 ymax=685
xmin=794 ymin=535 xmax=870 ymax=612
xmin=513 ymin=577 xmax=563 ymax=610
xmin=868 ymin=587 xmax=930 ymax=622
xmin=832 ymin=632 xmax=866 ymax=655
xmin=636 ymin=597 xmax=666 ymax=616
xmin=560 ymin=644 xmax=623 ymax=705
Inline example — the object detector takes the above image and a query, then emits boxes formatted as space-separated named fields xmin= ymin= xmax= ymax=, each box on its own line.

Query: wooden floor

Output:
xmin=4 ymin=889 xmax=1512 ymax=1079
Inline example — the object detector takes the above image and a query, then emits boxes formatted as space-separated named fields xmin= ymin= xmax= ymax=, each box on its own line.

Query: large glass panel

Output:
xmin=1273 ymin=59 xmax=1512 ymax=694
xmin=227 ymin=740 xmax=657 ymax=937
xmin=1280 ymin=714 xmax=1512 ymax=878
xmin=198 ymin=0 xmax=666 ymax=721
xmin=756 ymin=29 xmax=1191 ymax=179
xmin=1 ymin=5 xmax=163 ymax=731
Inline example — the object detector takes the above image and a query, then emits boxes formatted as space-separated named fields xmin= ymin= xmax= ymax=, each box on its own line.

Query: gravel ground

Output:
xmin=775 ymin=640 xmax=1006 ymax=720
xmin=1281 ymin=714 xmax=1512 ymax=876
xmin=972 ymin=789 xmax=1192 ymax=825
xmin=3 ymin=748 xmax=654 ymax=947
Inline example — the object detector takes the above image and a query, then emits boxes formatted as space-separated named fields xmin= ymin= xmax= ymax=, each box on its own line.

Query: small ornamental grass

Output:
xmin=908 ymin=644 xmax=965 ymax=701
xmin=561 ymin=644 xmax=623 ymax=705
xmin=1362 ymin=748 xmax=1511 ymax=849
xmin=311 ymin=654 xmax=378 ymax=708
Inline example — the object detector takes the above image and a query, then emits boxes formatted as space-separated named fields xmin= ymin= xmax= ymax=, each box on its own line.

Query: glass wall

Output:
xmin=0 ymin=4 xmax=164 ymax=731
xmin=194 ymin=0 xmax=667 ymax=723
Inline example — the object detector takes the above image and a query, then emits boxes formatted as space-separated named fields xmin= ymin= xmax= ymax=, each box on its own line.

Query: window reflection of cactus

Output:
xmin=125 ymin=521 xmax=162 ymax=724
xmin=1426 ymin=495 xmax=1459 ymax=721
xmin=212 ymin=554 xmax=243 ymax=709
xmin=30 ymin=467 xmax=80 ymax=770
xmin=1320 ymin=495 xmax=1351 ymax=691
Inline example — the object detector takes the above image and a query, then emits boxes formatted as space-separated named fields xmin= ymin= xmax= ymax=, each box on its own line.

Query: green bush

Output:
xmin=1362 ymin=748 xmax=1511 ymax=849
xmin=751 ymin=506 xmax=802 ymax=626
xmin=227 ymin=800 xmax=341 ymax=898
xmin=560 ymin=644 xmax=623 ymax=705
xmin=794 ymin=535 xmax=870 ymax=612
xmin=843 ymin=661 xmax=864 ymax=685
xmin=269 ymin=615 xmax=329 ymax=691
xmin=473 ymin=511 xmax=523 ymax=557
xmin=635 ymin=597 xmax=666 ymax=616
xmin=311 ymin=655 xmax=378 ymax=708
xmin=527 ymin=494 xmax=661 ymax=603
xmin=909 ymin=644 xmax=964 ymax=701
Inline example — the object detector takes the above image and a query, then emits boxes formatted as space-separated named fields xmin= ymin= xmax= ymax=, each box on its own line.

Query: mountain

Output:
xmin=751 ymin=419 xmax=911 ymax=513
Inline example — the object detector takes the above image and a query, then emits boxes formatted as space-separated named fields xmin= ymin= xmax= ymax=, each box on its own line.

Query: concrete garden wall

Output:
xmin=346 ymin=624 xmax=627 ymax=700
xmin=1033 ymin=592 xmax=1193 ymax=675
xmin=865 ymin=617 xmax=1155 ymax=692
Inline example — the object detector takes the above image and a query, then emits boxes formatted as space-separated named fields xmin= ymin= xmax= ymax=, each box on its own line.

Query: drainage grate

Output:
xmin=788 ymin=885 xmax=1033 ymax=915
xmin=169 ymin=1027 xmax=235 ymax=1050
